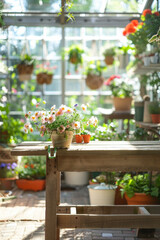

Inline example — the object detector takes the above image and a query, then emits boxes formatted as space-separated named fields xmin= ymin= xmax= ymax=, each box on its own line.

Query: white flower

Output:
xmin=72 ymin=121 xmax=80 ymax=129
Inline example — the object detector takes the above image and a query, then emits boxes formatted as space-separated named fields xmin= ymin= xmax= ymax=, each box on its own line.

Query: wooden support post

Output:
xmin=45 ymin=153 xmax=58 ymax=240
xmin=137 ymin=207 xmax=155 ymax=238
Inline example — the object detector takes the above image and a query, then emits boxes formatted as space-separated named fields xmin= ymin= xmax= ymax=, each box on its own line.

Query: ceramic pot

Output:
xmin=134 ymin=101 xmax=144 ymax=122
xmin=113 ymin=97 xmax=132 ymax=111
xmin=64 ymin=172 xmax=89 ymax=186
xmin=83 ymin=134 xmax=91 ymax=143
xmin=88 ymin=183 xmax=117 ymax=205
xmin=75 ymin=135 xmax=83 ymax=143
xmin=151 ymin=114 xmax=160 ymax=124
xmin=51 ymin=130 xmax=73 ymax=148
xmin=125 ymin=193 xmax=160 ymax=205
xmin=16 ymin=179 xmax=45 ymax=191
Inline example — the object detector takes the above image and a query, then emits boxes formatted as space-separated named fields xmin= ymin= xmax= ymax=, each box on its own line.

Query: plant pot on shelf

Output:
xmin=51 ymin=130 xmax=73 ymax=149
xmin=115 ymin=186 xmax=127 ymax=205
xmin=16 ymin=179 xmax=45 ymax=191
xmin=143 ymin=101 xmax=152 ymax=123
xmin=151 ymin=114 xmax=160 ymax=123
xmin=118 ymin=54 xmax=130 ymax=69
xmin=88 ymin=183 xmax=117 ymax=205
xmin=83 ymin=134 xmax=91 ymax=143
xmin=85 ymin=74 xmax=104 ymax=90
xmin=36 ymin=73 xmax=53 ymax=85
xmin=17 ymin=64 xmax=34 ymax=81
xmin=75 ymin=135 xmax=83 ymax=143
xmin=64 ymin=172 xmax=89 ymax=186
xmin=113 ymin=97 xmax=132 ymax=111
xmin=134 ymin=101 xmax=144 ymax=122
xmin=125 ymin=193 xmax=160 ymax=205
xmin=0 ymin=177 xmax=17 ymax=190
xmin=104 ymin=56 xmax=114 ymax=65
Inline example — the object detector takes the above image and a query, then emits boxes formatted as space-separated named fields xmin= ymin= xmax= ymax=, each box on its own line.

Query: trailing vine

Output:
xmin=58 ymin=0 xmax=75 ymax=22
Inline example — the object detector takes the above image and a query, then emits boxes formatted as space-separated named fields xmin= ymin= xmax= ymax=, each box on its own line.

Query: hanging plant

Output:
xmin=67 ymin=45 xmax=84 ymax=73
xmin=17 ymin=54 xmax=35 ymax=81
xmin=35 ymin=62 xmax=57 ymax=84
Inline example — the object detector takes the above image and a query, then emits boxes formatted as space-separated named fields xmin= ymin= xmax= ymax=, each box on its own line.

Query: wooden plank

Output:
xmin=57 ymin=150 xmax=160 ymax=171
xmin=57 ymin=205 xmax=139 ymax=214
xmin=57 ymin=214 xmax=160 ymax=229
xmin=45 ymin=154 xmax=57 ymax=240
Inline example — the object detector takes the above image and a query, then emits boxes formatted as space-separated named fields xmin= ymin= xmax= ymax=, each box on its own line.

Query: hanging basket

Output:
xmin=113 ymin=97 xmax=132 ymax=111
xmin=85 ymin=74 xmax=104 ymax=90
xmin=36 ymin=73 xmax=53 ymax=85
xmin=104 ymin=56 xmax=114 ymax=65
xmin=51 ymin=130 xmax=73 ymax=149
xmin=17 ymin=64 xmax=34 ymax=81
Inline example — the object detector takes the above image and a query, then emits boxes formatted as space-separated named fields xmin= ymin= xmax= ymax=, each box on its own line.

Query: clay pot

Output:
xmin=151 ymin=114 xmax=160 ymax=124
xmin=83 ymin=134 xmax=91 ymax=143
xmin=75 ymin=135 xmax=83 ymax=143
xmin=16 ymin=179 xmax=45 ymax=191
xmin=85 ymin=74 xmax=104 ymax=90
xmin=51 ymin=130 xmax=73 ymax=148
xmin=125 ymin=193 xmax=160 ymax=205
xmin=17 ymin=64 xmax=34 ymax=81
xmin=113 ymin=97 xmax=132 ymax=111
xmin=36 ymin=73 xmax=53 ymax=84
xmin=104 ymin=56 xmax=114 ymax=65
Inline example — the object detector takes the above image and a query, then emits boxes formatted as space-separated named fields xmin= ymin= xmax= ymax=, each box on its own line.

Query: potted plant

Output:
xmin=148 ymin=101 xmax=160 ymax=123
xmin=118 ymin=173 xmax=160 ymax=205
xmin=117 ymin=45 xmax=133 ymax=69
xmin=0 ymin=162 xmax=17 ymax=190
xmin=103 ymin=47 xmax=116 ymax=65
xmin=16 ymin=156 xmax=46 ymax=191
xmin=17 ymin=54 xmax=35 ymax=81
xmin=85 ymin=61 xmax=106 ymax=90
xmin=104 ymin=75 xmax=133 ymax=111
xmin=36 ymin=62 xmax=56 ymax=84
xmin=87 ymin=172 xmax=117 ymax=205
xmin=66 ymin=45 xmax=84 ymax=72
xmin=23 ymin=101 xmax=98 ymax=149
xmin=81 ymin=130 xmax=91 ymax=143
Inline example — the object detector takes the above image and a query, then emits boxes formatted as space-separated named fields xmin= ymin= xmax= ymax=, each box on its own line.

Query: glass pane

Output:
xmin=0 ymin=41 xmax=7 ymax=58
xmin=43 ymin=95 xmax=61 ymax=108
xmin=102 ymin=28 xmax=117 ymax=36
xmin=45 ymin=78 xmax=61 ymax=91
xmin=85 ymin=40 xmax=100 ymax=57
xmin=26 ymin=27 xmax=43 ymax=36
xmin=65 ymin=78 xmax=82 ymax=92
xmin=85 ymin=28 xmax=100 ymax=36
xmin=65 ymin=40 xmax=82 ymax=48
xmin=9 ymin=26 xmax=26 ymax=38
xmin=28 ymin=40 xmax=43 ymax=56
xmin=45 ymin=40 xmax=62 ymax=57
xmin=45 ymin=28 xmax=62 ymax=37
xmin=65 ymin=28 xmax=81 ymax=37
xmin=9 ymin=40 xmax=26 ymax=57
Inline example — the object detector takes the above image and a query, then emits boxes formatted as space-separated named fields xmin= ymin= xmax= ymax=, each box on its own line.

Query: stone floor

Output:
xmin=0 ymin=185 xmax=160 ymax=240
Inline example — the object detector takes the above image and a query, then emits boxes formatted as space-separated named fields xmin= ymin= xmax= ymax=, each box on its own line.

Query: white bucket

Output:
xmin=64 ymin=172 xmax=89 ymax=186
xmin=88 ymin=183 xmax=117 ymax=205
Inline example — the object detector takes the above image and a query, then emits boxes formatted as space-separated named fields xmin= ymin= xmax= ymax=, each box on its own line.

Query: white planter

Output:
xmin=64 ymin=172 xmax=89 ymax=186
xmin=88 ymin=183 xmax=117 ymax=205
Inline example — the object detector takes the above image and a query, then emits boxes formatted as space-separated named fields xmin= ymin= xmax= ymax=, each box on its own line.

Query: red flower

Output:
xmin=142 ymin=9 xmax=152 ymax=17
xmin=131 ymin=20 xmax=139 ymax=27
xmin=126 ymin=23 xmax=136 ymax=34
xmin=154 ymin=11 xmax=159 ymax=16
xmin=30 ymin=164 xmax=34 ymax=168
xmin=123 ymin=29 xmax=127 ymax=36
xmin=104 ymin=75 xmax=120 ymax=86
xmin=24 ymin=165 xmax=28 ymax=168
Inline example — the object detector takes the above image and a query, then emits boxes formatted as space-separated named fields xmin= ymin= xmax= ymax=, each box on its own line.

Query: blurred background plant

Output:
xmin=0 ymin=162 xmax=17 ymax=178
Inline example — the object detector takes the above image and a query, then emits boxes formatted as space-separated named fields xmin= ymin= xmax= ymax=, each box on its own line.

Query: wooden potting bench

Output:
xmin=11 ymin=141 xmax=160 ymax=240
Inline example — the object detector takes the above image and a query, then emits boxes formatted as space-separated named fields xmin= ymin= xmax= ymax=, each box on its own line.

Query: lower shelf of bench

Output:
xmin=57 ymin=205 xmax=160 ymax=229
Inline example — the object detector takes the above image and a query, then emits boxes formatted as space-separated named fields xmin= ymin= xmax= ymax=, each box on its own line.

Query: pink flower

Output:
xmin=56 ymin=109 xmax=63 ymax=116
xmin=66 ymin=107 xmax=73 ymax=114
xmin=40 ymin=125 xmax=46 ymax=132
xmin=104 ymin=75 xmax=120 ymax=86
xmin=57 ymin=125 xmax=65 ymax=133
xmin=48 ymin=115 xmax=55 ymax=124
xmin=36 ymin=103 xmax=40 ymax=108
xmin=12 ymin=88 xmax=17 ymax=93
xmin=24 ymin=123 xmax=30 ymax=129
xmin=51 ymin=105 xmax=56 ymax=112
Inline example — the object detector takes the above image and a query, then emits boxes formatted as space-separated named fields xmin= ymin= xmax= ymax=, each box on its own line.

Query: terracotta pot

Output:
xmin=104 ymin=56 xmax=114 ymax=65
xmin=83 ymin=134 xmax=91 ymax=143
xmin=115 ymin=186 xmax=127 ymax=205
xmin=69 ymin=57 xmax=78 ymax=64
xmin=0 ymin=177 xmax=17 ymax=190
xmin=85 ymin=74 xmax=104 ymax=90
xmin=75 ymin=135 xmax=83 ymax=143
xmin=125 ymin=193 xmax=160 ymax=205
xmin=17 ymin=64 xmax=34 ymax=81
xmin=151 ymin=114 xmax=160 ymax=124
xmin=36 ymin=73 xmax=53 ymax=84
xmin=113 ymin=97 xmax=132 ymax=111
xmin=16 ymin=179 xmax=45 ymax=191
xmin=51 ymin=130 xmax=73 ymax=148
xmin=89 ymin=180 xmax=98 ymax=185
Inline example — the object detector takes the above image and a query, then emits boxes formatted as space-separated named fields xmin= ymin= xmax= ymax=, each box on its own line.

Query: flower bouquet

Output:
xmin=23 ymin=101 xmax=98 ymax=148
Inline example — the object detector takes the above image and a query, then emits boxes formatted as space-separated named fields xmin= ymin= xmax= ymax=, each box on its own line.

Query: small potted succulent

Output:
xmin=85 ymin=61 xmax=106 ymax=90
xmin=103 ymin=47 xmax=116 ymax=65
xmin=17 ymin=54 xmax=35 ymax=81
xmin=36 ymin=62 xmax=56 ymax=84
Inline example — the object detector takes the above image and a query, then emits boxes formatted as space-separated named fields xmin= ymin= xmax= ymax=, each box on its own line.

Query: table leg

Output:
xmin=45 ymin=154 xmax=58 ymax=240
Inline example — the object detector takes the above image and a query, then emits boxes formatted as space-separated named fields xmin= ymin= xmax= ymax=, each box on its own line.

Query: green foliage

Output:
xmin=103 ymin=47 xmax=116 ymax=57
xmin=85 ymin=61 xmax=106 ymax=77
xmin=0 ymin=162 xmax=17 ymax=178
xmin=133 ymin=127 xmax=150 ymax=141
xmin=66 ymin=45 xmax=84 ymax=71
xmin=117 ymin=173 xmax=160 ymax=199
xmin=118 ymin=45 xmax=134 ymax=55
xmin=18 ymin=54 xmax=35 ymax=66
xmin=149 ymin=28 xmax=160 ymax=43
xmin=0 ymin=2 xmax=5 ymax=28
xmin=91 ymin=172 xmax=116 ymax=185
xmin=17 ymin=156 xmax=46 ymax=180
xmin=148 ymin=101 xmax=160 ymax=114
